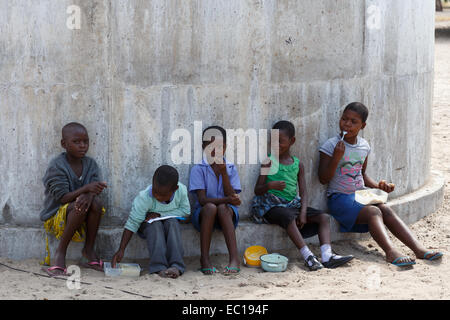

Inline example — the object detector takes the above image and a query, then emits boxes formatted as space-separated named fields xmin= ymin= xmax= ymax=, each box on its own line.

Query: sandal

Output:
xmin=423 ymin=251 xmax=443 ymax=261
xmin=391 ymin=256 xmax=416 ymax=267
xmin=81 ymin=258 xmax=104 ymax=272
xmin=223 ymin=266 xmax=240 ymax=275
xmin=198 ymin=267 xmax=218 ymax=275
xmin=42 ymin=266 xmax=68 ymax=277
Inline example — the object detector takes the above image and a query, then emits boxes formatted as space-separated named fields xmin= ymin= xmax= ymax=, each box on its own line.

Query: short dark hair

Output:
xmin=202 ymin=125 xmax=227 ymax=145
xmin=344 ymin=102 xmax=369 ymax=123
xmin=272 ymin=120 xmax=295 ymax=138
xmin=62 ymin=122 xmax=87 ymax=139
xmin=153 ymin=165 xmax=179 ymax=189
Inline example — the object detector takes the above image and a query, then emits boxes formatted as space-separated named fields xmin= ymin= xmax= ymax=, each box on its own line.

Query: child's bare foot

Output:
xmin=165 ymin=267 xmax=181 ymax=279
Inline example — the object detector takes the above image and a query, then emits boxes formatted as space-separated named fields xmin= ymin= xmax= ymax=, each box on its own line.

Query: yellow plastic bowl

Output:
xmin=243 ymin=245 xmax=268 ymax=267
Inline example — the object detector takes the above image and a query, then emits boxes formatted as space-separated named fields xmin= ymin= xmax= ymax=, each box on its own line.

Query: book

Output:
xmin=146 ymin=216 xmax=187 ymax=224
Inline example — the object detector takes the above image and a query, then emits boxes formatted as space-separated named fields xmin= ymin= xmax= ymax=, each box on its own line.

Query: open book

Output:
xmin=145 ymin=216 xmax=187 ymax=224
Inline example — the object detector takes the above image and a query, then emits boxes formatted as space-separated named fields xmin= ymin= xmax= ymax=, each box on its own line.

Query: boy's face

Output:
xmin=339 ymin=109 xmax=366 ymax=139
xmin=152 ymin=183 xmax=178 ymax=203
xmin=61 ymin=127 xmax=89 ymax=158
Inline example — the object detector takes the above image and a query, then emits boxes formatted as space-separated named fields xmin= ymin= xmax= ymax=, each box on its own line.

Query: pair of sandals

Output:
xmin=199 ymin=266 xmax=241 ymax=275
xmin=391 ymin=251 xmax=444 ymax=267
xmin=42 ymin=259 xmax=104 ymax=277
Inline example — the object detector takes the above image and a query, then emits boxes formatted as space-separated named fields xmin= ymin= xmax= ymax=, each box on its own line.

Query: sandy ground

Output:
xmin=1 ymin=40 xmax=450 ymax=302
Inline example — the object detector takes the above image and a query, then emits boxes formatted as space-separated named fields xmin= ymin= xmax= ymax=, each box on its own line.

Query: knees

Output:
xmin=366 ymin=206 xmax=383 ymax=220
xmin=200 ymin=203 xmax=233 ymax=221
xmin=68 ymin=197 xmax=103 ymax=218
xmin=316 ymin=213 xmax=330 ymax=225
xmin=365 ymin=205 xmax=396 ymax=221
xmin=377 ymin=204 xmax=396 ymax=219
xmin=201 ymin=203 xmax=218 ymax=218
xmin=89 ymin=197 xmax=103 ymax=216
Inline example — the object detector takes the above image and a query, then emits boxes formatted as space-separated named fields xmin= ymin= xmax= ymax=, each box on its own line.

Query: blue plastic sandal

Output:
xmin=423 ymin=251 xmax=443 ymax=261
xmin=198 ymin=267 xmax=218 ymax=275
xmin=391 ymin=257 xmax=416 ymax=267
xmin=223 ymin=266 xmax=241 ymax=275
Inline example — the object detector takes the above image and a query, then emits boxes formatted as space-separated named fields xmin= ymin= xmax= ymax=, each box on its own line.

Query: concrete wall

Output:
xmin=0 ymin=0 xmax=436 ymax=255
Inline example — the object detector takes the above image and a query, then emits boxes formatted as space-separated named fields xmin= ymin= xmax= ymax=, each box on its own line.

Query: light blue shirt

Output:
xmin=124 ymin=182 xmax=191 ymax=233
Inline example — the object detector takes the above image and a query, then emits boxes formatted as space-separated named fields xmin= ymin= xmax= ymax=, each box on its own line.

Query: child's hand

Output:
xmin=228 ymin=193 xmax=241 ymax=206
xmin=216 ymin=163 xmax=228 ymax=175
xmin=296 ymin=210 xmax=307 ymax=229
xmin=111 ymin=249 xmax=124 ymax=268
xmin=333 ymin=141 xmax=345 ymax=160
xmin=74 ymin=193 xmax=94 ymax=214
xmin=145 ymin=212 xmax=161 ymax=222
xmin=378 ymin=180 xmax=395 ymax=193
xmin=268 ymin=181 xmax=286 ymax=191
xmin=83 ymin=181 xmax=107 ymax=195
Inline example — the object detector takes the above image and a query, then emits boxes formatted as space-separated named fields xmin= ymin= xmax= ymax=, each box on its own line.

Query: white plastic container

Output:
xmin=355 ymin=188 xmax=388 ymax=205
xmin=103 ymin=262 xmax=141 ymax=278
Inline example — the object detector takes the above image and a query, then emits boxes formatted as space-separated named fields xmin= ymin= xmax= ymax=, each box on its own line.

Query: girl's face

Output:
xmin=339 ymin=109 xmax=366 ymax=139
xmin=203 ymin=136 xmax=226 ymax=164
xmin=275 ymin=130 xmax=294 ymax=156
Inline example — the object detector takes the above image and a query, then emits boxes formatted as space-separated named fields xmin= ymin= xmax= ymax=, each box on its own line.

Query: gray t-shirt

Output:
xmin=319 ymin=135 xmax=371 ymax=196
xmin=40 ymin=152 xmax=101 ymax=221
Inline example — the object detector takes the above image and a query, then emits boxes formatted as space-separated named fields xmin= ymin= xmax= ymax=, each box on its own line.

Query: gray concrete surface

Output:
xmin=0 ymin=170 xmax=444 ymax=260
xmin=0 ymin=0 xmax=442 ymax=259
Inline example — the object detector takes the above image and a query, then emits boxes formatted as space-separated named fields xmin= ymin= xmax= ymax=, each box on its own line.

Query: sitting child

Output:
xmin=252 ymin=120 xmax=353 ymax=271
xmin=112 ymin=165 xmax=190 ymax=278
xmin=318 ymin=102 xmax=443 ymax=267
xmin=40 ymin=122 xmax=107 ymax=276
xmin=189 ymin=126 xmax=242 ymax=275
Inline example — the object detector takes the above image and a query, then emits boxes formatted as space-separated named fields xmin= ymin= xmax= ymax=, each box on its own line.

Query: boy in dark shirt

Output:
xmin=40 ymin=122 xmax=107 ymax=276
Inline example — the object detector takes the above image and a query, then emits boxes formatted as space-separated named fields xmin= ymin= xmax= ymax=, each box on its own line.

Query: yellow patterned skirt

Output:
xmin=41 ymin=203 xmax=105 ymax=266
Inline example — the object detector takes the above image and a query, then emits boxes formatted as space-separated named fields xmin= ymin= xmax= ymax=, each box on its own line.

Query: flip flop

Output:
xmin=423 ymin=251 xmax=443 ymax=261
xmin=391 ymin=257 xmax=416 ymax=267
xmin=198 ymin=267 xmax=218 ymax=275
xmin=81 ymin=259 xmax=104 ymax=272
xmin=223 ymin=266 xmax=240 ymax=275
xmin=42 ymin=266 xmax=68 ymax=277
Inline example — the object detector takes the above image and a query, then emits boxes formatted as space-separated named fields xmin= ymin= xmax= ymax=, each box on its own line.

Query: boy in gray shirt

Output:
xmin=40 ymin=122 xmax=107 ymax=276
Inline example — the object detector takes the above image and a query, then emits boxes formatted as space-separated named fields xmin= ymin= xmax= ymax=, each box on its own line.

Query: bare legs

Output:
xmin=355 ymin=204 xmax=434 ymax=264
xmin=52 ymin=198 xmax=103 ymax=274
xmin=199 ymin=203 xmax=240 ymax=274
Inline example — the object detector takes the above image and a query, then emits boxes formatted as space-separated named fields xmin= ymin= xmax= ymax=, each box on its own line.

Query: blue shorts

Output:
xmin=327 ymin=193 xmax=369 ymax=233
xmin=192 ymin=204 xmax=239 ymax=232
